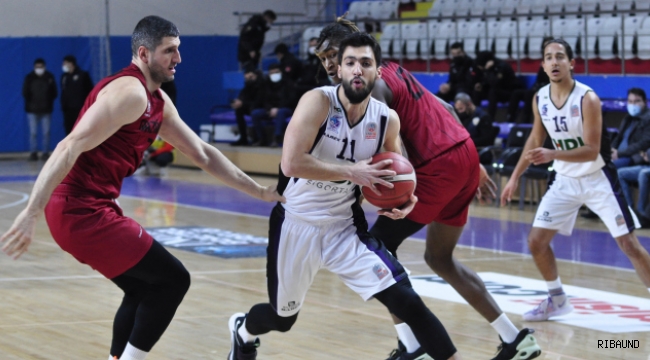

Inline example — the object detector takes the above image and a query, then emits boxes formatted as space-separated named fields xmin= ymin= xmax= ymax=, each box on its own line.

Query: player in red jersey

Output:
xmin=315 ymin=18 xmax=541 ymax=360
xmin=0 ymin=16 xmax=283 ymax=360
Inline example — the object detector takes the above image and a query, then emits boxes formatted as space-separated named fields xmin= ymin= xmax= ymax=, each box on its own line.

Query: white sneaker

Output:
xmin=523 ymin=294 xmax=573 ymax=321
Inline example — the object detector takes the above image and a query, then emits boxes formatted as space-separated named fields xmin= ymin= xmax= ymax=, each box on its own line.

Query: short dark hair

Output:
xmin=243 ymin=62 xmax=257 ymax=74
xmin=274 ymin=43 xmax=289 ymax=55
xmin=34 ymin=58 xmax=45 ymax=66
xmin=543 ymin=38 xmax=574 ymax=61
xmin=337 ymin=33 xmax=382 ymax=66
xmin=131 ymin=15 xmax=180 ymax=57
xmin=628 ymin=88 xmax=647 ymax=103
xmin=450 ymin=42 xmax=464 ymax=51
xmin=63 ymin=55 xmax=77 ymax=65
xmin=263 ymin=10 xmax=277 ymax=21
xmin=475 ymin=51 xmax=495 ymax=67
xmin=268 ymin=63 xmax=282 ymax=71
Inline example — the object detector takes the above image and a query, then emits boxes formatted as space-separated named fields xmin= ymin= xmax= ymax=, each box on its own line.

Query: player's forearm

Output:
xmin=553 ymin=145 xmax=600 ymax=163
xmin=199 ymin=145 xmax=265 ymax=199
xmin=281 ymin=153 xmax=351 ymax=183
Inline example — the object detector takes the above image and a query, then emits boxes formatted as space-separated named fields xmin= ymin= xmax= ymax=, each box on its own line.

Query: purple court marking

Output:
xmin=118 ymin=176 xmax=650 ymax=271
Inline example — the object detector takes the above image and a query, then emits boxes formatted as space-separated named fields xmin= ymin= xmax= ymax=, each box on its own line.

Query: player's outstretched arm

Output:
xmin=281 ymin=90 xmax=395 ymax=194
xmin=157 ymin=91 xmax=283 ymax=203
xmin=0 ymin=77 xmax=148 ymax=259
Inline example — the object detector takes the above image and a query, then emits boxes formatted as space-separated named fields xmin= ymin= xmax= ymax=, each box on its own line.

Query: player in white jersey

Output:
xmin=227 ymin=33 xmax=460 ymax=360
xmin=501 ymin=39 xmax=650 ymax=321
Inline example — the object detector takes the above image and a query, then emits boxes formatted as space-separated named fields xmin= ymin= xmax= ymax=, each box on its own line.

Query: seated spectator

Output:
xmin=618 ymin=149 xmax=650 ymax=226
xmin=454 ymin=92 xmax=496 ymax=147
xmin=136 ymin=137 xmax=174 ymax=176
xmin=296 ymin=37 xmax=330 ymax=97
xmin=231 ymin=64 xmax=264 ymax=146
xmin=251 ymin=63 xmax=296 ymax=147
xmin=611 ymin=88 xmax=650 ymax=169
xmin=436 ymin=42 xmax=481 ymax=103
xmin=274 ymin=43 xmax=303 ymax=82
xmin=473 ymin=51 xmax=522 ymax=120
xmin=506 ymin=37 xmax=551 ymax=123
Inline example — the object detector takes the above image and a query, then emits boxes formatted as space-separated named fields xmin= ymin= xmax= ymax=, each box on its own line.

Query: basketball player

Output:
xmin=315 ymin=18 xmax=540 ymax=360
xmin=0 ymin=16 xmax=283 ymax=360
xmin=228 ymin=33 xmax=460 ymax=360
xmin=501 ymin=39 xmax=650 ymax=321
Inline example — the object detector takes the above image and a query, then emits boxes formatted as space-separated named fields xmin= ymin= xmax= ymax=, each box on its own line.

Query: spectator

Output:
xmin=473 ymin=51 xmax=522 ymax=120
xmin=160 ymin=79 xmax=177 ymax=105
xmin=22 ymin=58 xmax=57 ymax=161
xmin=611 ymin=88 xmax=650 ymax=169
xmin=618 ymin=149 xmax=650 ymax=226
xmin=251 ymin=63 xmax=296 ymax=147
xmin=136 ymin=136 xmax=175 ymax=176
xmin=61 ymin=55 xmax=93 ymax=135
xmin=274 ymin=43 xmax=303 ymax=82
xmin=231 ymin=64 xmax=264 ymax=146
xmin=454 ymin=92 xmax=496 ymax=147
xmin=237 ymin=9 xmax=277 ymax=68
xmin=436 ymin=42 xmax=481 ymax=103
xmin=296 ymin=37 xmax=330 ymax=97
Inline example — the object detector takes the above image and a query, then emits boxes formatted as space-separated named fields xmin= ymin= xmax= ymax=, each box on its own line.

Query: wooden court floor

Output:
xmin=0 ymin=158 xmax=648 ymax=359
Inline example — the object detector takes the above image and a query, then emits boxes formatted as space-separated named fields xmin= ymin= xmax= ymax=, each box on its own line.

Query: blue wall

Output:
xmin=0 ymin=35 xmax=238 ymax=153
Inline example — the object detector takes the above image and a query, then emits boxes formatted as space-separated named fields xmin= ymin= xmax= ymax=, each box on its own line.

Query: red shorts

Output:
xmin=406 ymin=139 xmax=480 ymax=226
xmin=44 ymin=192 xmax=153 ymax=279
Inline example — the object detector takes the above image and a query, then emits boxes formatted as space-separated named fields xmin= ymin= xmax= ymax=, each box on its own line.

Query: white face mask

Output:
xmin=34 ymin=68 xmax=45 ymax=76
xmin=62 ymin=65 xmax=70 ymax=73
xmin=269 ymin=73 xmax=282 ymax=83
xmin=308 ymin=46 xmax=316 ymax=55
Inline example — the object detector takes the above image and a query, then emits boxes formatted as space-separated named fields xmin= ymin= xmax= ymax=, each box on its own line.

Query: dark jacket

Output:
xmin=481 ymin=58 xmax=520 ymax=91
xmin=448 ymin=55 xmax=481 ymax=94
xmin=612 ymin=107 xmax=650 ymax=163
xmin=299 ymin=53 xmax=329 ymax=87
xmin=237 ymin=71 xmax=264 ymax=112
xmin=255 ymin=76 xmax=296 ymax=110
xmin=61 ymin=68 xmax=93 ymax=111
xmin=531 ymin=66 xmax=550 ymax=93
xmin=160 ymin=80 xmax=177 ymax=105
xmin=23 ymin=70 xmax=58 ymax=113
xmin=460 ymin=107 xmax=495 ymax=147
xmin=237 ymin=14 xmax=271 ymax=63
xmin=279 ymin=52 xmax=303 ymax=82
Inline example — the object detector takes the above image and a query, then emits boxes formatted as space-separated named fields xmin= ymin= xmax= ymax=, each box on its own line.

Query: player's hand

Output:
xmin=525 ymin=147 xmax=555 ymax=165
xmin=378 ymin=194 xmax=418 ymax=220
xmin=269 ymin=108 xmax=279 ymax=118
xmin=260 ymin=184 xmax=286 ymax=203
xmin=351 ymin=159 xmax=396 ymax=196
xmin=0 ymin=208 xmax=37 ymax=260
xmin=249 ymin=50 xmax=256 ymax=59
xmin=476 ymin=164 xmax=497 ymax=204
xmin=500 ymin=178 xmax=518 ymax=206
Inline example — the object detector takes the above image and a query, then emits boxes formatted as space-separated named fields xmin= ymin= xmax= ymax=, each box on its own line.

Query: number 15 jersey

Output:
xmin=536 ymin=81 xmax=607 ymax=177
xmin=279 ymin=85 xmax=389 ymax=222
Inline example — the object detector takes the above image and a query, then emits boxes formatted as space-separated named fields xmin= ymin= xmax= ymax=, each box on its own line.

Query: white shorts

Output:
xmin=533 ymin=165 xmax=640 ymax=237
xmin=267 ymin=205 xmax=408 ymax=317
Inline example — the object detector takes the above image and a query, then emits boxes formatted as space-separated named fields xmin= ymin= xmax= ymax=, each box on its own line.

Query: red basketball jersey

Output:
xmin=58 ymin=63 xmax=165 ymax=198
xmin=380 ymin=62 xmax=469 ymax=168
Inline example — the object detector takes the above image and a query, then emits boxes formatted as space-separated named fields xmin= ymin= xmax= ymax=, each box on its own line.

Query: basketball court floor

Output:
xmin=0 ymin=157 xmax=648 ymax=359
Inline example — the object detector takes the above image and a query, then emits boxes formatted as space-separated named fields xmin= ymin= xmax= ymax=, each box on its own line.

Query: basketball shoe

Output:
xmin=228 ymin=313 xmax=260 ymax=360
xmin=386 ymin=340 xmax=432 ymax=360
xmin=492 ymin=328 xmax=541 ymax=360
xmin=523 ymin=293 xmax=573 ymax=321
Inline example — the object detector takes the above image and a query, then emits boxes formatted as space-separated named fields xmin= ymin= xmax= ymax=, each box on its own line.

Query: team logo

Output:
xmin=373 ymin=263 xmax=389 ymax=280
xmin=541 ymin=104 xmax=548 ymax=116
xmin=571 ymin=104 xmax=580 ymax=117
xmin=536 ymin=211 xmax=552 ymax=223
xmin=281 ymin=301 xmax=300 ymax=312
xmin=328 ymin=116 xmax=342 ymax=133
xmin=615 ymin=214 xmax=625 ymax=226
xmin=333 ymin=105 xmax=342 ymax=113
xmin=365 ymin=122 xmax=378 ymax=140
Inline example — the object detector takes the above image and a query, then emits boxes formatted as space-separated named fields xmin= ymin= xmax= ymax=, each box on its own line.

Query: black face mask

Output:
xmin=457 ymin=112 xmax=472 ymax=123
xmin=452 ymin=56 xmax=465 ymax=65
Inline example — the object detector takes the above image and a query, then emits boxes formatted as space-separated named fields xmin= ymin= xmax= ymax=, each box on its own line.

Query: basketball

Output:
xmin=361 ymin=152 xmax=416 ymax=209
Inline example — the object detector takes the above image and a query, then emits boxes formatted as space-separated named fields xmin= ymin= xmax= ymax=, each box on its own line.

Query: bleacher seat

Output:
xmin=370 ymin=0 xmax=399 ymax=20
xmin=469 ymin=0 xmax=489 ymax=17
xmin=458 ymin=19 xmax=490 ymax=56
xmin=494 ymin=20 xmax=517 ymax=58
xmin=520 ymin=0 xmax=547 ymax=18
xmin=623 ymin=16 xmax=645 ymax=58
xmin=348 ymin=1 xmax=371 ymax=20
xmin=428 ymin=0 xmax=456 ymax=18
xmin=429 ymin=20 xmax=458 ymax=58
xmin=616 ymin=0 xmax=635 ymax=13
xmin=562 ymin=1 xmax=581 ymax=17
xmin=528 ymin=18 xmax=551 ymax=59
xmin=380 ymin=23 xmax=402 ymax=59
xmin=555 ymin=18 xmax=585 ymax=57
xmin=586 ymin=16 xmax=622 ymax=59
xmin=301 ymin=26 xmax=323 ymax=59
xmin=403 ymin=22 xmax=426 ymax=60
xmin=515 ymin=18 xmax=536 ymax=58
xmin=497 ymin=0 xmax=520 ymax=18
xmin=637 ymin=17 xmax=650 ymax=59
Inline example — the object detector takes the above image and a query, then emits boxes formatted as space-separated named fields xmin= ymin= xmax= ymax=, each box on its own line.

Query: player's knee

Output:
xmin=274 ymin=313 xmax=298 ymax=332
xmin=527 ymin=233 xmax=547 ymax=254
xmin=169 ymin=264 xmax=191 ymax=299
xmin=616 ymin=235 xmax=643 ymax=259
xmin=424 ymin=251 xmax=452 ymax=273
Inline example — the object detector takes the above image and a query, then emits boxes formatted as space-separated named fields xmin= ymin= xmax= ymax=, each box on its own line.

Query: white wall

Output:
xmin=0 ymin=0 xmax=306 ymax=37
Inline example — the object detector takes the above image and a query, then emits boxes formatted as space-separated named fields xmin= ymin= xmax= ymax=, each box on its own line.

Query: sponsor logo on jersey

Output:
xmin=552 ymin=137 xmax=585 ymax=150
xmin=536 ymin=210 xmax=552 ymax=223
xmin=333 ymin=105 xmax=343 ymax=113
xmin=281 ymin=301 xmax=300 ymax=312
xmin=365 ymin=122 xmax=377 ymax=140
xmin=373 ymin=263 xmax=390 ymax=280
xmin=306 ymin=179 xmax=354 ymax=193
xmin=615 ymin=214 xmax=625 ymax=226
xmin=139 ymin=118 xmax=162 ymax=133
xmin=328 ymin=116 xmax=342 ymax=133
xmin=541 ymin=104 xmax=548 ymax=116
xmin=571 ymin=104 xmax=580 ymax=117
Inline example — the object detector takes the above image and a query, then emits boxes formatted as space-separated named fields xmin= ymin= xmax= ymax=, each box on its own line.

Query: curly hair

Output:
xmin=315 ymin=13 xmax=361 ymax=52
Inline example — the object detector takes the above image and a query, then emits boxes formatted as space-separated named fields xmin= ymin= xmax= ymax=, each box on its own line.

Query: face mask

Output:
xmin=308 ymin=46 xmax=316 ymax=55
xmin=628 ymin=103 xmax=643 ymax=117
xmin=269 ymin=73 xmax=282 ymax=83
xmin=62 ymin=65 xmax=70 ymax=73
xmin=452 ymin=56 xmax=464 ymax=65
xmin=34 ymin=68 xmax=45 ymax=76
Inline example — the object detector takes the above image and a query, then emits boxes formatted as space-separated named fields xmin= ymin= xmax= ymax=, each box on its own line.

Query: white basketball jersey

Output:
xmin=280 ymin=85 xmax=390 ymax=222
xmin=537 ymin=81 xmax=605 ymax=177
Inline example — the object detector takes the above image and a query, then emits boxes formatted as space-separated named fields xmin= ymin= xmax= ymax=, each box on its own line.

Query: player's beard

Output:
xmin=149 ymin=59 xmax=174 ymax=83
xmin=342 ymin=76 xmax=375 ymax=104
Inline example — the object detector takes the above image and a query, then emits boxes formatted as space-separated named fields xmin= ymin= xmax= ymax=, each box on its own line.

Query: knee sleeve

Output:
xmin=369 ymin=217 xmax=425 ymax=256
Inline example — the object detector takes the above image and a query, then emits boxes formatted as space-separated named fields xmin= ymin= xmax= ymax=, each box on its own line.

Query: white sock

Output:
xmin=394 ymin=323 xmax=420 ymax=353
xmin=108 ymin=356 xmax=114 ymax=360
xmin=647 ymin=288 xmax=650 ymax=294
xmin=490 ymin=313 xmax=519 ymax=344
xmin=546 ymin=277 xmax=563 ymax=293
xmin=119 ymin=343 xmax=148 ymax=360
xmin=238 ymin=319 xmax=257 ymax=344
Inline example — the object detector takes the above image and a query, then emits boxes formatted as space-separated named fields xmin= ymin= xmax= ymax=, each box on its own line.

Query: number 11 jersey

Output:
xmin=536 ymin=81 xmax=607 ymax=177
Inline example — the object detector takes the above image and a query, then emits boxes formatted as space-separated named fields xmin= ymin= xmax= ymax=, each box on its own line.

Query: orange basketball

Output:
xmin=361 ymin=152 xmax=416 ymax=210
